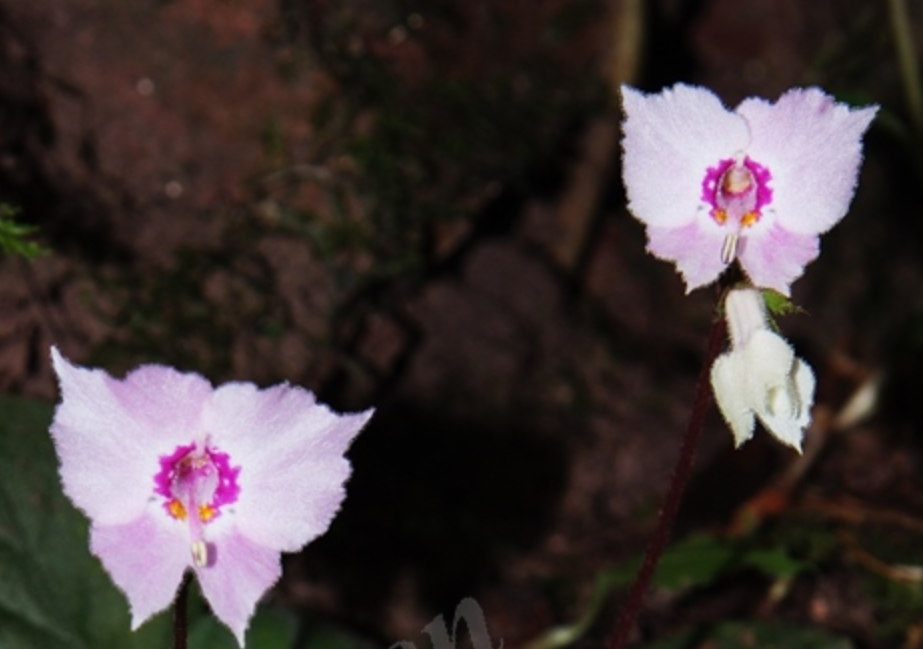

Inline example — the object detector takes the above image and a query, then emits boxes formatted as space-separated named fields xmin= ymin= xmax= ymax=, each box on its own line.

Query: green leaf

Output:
xmin=0 ymin=207 xmax=47 ymax=259
xmin=643 ymin=620 xmax=854 ymax=649
xmin=761 ymin=289 xmax=803 ymax=317
xmin=609 ymin=534 xmax=807 ymax=594
xmin=0 ymin=394 xmax=170 ymax=649
xmin=606 ymin=534 xmax=736 ymax=593
xmin=741 ymin=547 xmax=806 ymax=579
xmin=298 ymin=619 xmax=381 ymax=649
xmin=648 ymin=534 xmax=738 ymax=591
xmin=522 ymin=571 xmax=621 ymax=649
xmin=188 ymin=605 xmax=298 ymax=649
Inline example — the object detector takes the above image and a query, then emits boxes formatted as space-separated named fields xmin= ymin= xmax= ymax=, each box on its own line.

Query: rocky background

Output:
xmin=1 ymin=0 xmax=922 ymax=648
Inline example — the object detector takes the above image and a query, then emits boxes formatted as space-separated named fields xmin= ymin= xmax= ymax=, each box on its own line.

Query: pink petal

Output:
xmin=737 ymin=223 xmax=820 ymax=295
xmin=105 ymin=361 xmax=214 ymax=443
xmin=621 ymin=84 xmax=750 ymax=230
xmin=204 ymin=382 xmax=373 ymax=552
xmin=196 ymin=530 xmax=282 ymax=646
xmin=90 ymin=513 xmax=190 ymax=629
xmin=50 ymin=348 xmax=184 ymax=525
xmin=646 ymin=219 xmax=729 ymax=293
xmin=737 ymin=88 xmax=877 ymax=235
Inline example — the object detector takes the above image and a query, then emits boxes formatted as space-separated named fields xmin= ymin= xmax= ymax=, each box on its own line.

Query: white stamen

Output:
xmin=721 ymin=233 xmax=739 ymax=264
xmin=191 ymin=540 xmax=208 ymax=567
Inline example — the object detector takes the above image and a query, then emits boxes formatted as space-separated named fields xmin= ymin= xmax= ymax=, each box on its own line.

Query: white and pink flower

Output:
xmin=621 ymin=84 xmax=877 ymax=294
xmin=49 ymin=347 xmax=373 ymax=645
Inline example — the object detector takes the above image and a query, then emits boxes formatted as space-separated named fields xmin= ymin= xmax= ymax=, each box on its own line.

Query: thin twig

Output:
xmin=888 ymin=0 xmax=923 ymax=135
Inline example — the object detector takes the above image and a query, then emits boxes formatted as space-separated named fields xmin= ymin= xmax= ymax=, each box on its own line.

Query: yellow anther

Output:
xmin=712 ymin=208 xmax=728 ymax=225
xmin=198 ymin=504 xmax=217 ymax=522
xmin=741 ymin=211 xmax=759 ymax=227
xmin=168 ymin=499 xmax=187 ymax=521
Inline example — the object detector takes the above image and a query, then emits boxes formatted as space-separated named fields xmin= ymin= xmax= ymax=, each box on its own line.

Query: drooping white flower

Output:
xmin=710 ymin=288 xmax=814 ymax=451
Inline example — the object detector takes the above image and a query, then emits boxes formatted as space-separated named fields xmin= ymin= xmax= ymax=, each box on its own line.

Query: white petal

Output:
xmin=793 ymin=356 xmax=816 ymax=429
xmin=723 ymin=288 xmax=768 ymax=349
xmin=737 ymin=88 xmax=877 ymax=235
xmin=50 ymin=347 xmax=213 ymax=526
xmin=621 ymin=84 xmax=750 ymax=230
xmin=742 ymin=329 xmax=795 ymax=408
xmin=711 ymin=326 xmax=815 ymax=451
xmin=90 ymin=513 xmax=189 ymax=629
xmin=747 ymin=333 xmax=815 ymax=452
xmin=204 ymin=382 xmax=372 ymax=552
xmin=711 ymin=352 xmax=756 ymax=447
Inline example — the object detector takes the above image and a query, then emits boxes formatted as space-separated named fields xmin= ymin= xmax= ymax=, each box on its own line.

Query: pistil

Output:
xmin=702 ymin=156 xmax=773 ymax=236
xmin=154 ymin=440 xmax=241 ymax=569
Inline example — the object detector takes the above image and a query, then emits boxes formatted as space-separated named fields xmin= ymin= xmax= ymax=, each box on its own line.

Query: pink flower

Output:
xmin=621 ymin=84 xmax=877 ymax=294
xmin=49 ymin=347 xmax=373 ymax=645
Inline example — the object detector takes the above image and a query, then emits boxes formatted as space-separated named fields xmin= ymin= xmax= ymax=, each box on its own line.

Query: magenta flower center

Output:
xmin=154 ymin=442 xmax=240 ymax=526
xmin=702 ymin=156 xmax=773 ymax=229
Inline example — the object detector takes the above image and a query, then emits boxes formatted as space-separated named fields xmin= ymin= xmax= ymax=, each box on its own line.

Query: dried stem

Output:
xmin=607 ymin=312 xmax=727 ymax=649
xmin=888 ymin=0 xmax=923 ymax=135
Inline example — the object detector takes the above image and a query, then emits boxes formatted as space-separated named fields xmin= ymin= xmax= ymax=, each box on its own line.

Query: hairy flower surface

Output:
xmin=621 ymin=84 xmax=877 ymax=294
xmin=49 ymin=347 xmax=373 ymax=645
xmin=710 ymin=289 xmax=814 ymax=450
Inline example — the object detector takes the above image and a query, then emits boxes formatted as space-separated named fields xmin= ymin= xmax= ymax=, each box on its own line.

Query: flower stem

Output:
xmin=607 ymin=313 xmax=727 ymax=649
xmin=173 ymin=573 xmax=192 ymax=649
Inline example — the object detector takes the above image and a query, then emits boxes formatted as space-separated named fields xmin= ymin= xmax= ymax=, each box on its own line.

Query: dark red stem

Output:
xmin=607 ymin=314 xmax=727 ymax=649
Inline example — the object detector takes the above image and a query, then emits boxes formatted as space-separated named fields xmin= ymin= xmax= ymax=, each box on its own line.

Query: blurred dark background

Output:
xmin=1 ymin=0 xmax=923 ymax=647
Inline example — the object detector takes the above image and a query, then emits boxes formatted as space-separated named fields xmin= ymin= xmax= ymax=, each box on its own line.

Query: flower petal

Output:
xmin=90 ymin=513 xmax=189 ymax=629
xmin=712 ymin=295 xmax=816 ymax=450
xmin=755 ymin=357 xmax=815 ymax=452
xmin=737 ymin=88 xmax=877 ymax=235
xmin=737 ymin=223 xmax=820 ymax=295
xmin=711 ymin=351 xmax=756 ymax=447
xmin=646 ymin=220 xmax=729 ymax=292
xmin=104 ymin=361 xmax=214 ymax=441
xmin=50 ymin=348 xmax=208 ymax=525
xmin=742 ymin=330 xmax=795 ymax=401
xmin=204 ymin=382 xmax=373 ymax=552
xmin=723 ymin=287 xmax=768 ymax=349
xmin=621 ymin=84 xmax=750 ymax=230
xmin=743 ymin=330 xmax=813 ymax=452
xmin=196 ymin=530 xmax=282 ymax=646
